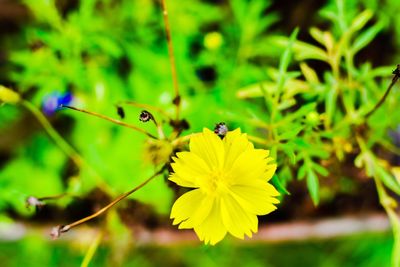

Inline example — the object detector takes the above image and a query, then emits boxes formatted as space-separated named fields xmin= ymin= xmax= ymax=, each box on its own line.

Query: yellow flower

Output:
xmin=169 ymin=128 xmax=279 ymax=245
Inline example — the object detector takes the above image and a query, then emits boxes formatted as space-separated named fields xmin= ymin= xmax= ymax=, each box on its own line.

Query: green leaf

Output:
xmin=307 ymin=169 xmax=320 ymax=205
xmin=325 ymin=87 xmax=338 ymax=126
xmin=352 ymin=22 xmax=384 ymax=54
xmin=376 ymin=165 xmax=400 ymax=195
xmin=349 ymin=9 xmax=373 ymax=33
xmin=297 ymin=165 xmax=307 ymax=180
xmin=272 ymin=37 xmax=329 ymax=62
xmin=309 ymin=27 xmax=325 ymax=46
xmin=312 ymin=162 xmax=329 ymax=177
xmin=281 ymin=143 xmax=296 ymax=164
xmin=276 ymin=28 xmax=299 ymax=94
xmin=271 ymin=175 xmax=290 ymax=195
xmin=279 ymin=126 xmax=303 ymax=140
xmin=300 ymin=63 xmax=319 ymax=83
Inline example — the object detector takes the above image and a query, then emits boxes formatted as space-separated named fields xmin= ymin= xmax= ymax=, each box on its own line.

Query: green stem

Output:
xmin=80 ymin=231 xmax=103 ymax=267
xmin=22 ymin=101 xmax=112 ymax=195
xmin=22 ymin=100 xmax=83 ymax=167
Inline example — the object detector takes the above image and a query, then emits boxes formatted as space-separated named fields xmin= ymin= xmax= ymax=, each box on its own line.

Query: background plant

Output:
xmin=237 ymin=0 xmax=400 ymax=264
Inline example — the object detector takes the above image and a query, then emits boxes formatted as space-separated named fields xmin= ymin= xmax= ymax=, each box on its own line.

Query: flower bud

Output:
xmin=139 ymin=110 xmax=153 ymax=122
xmin=204 ymin=31 xmax=223 ymax=50
xmin=305 ymin=111 xmax=320 ymax=127
xmin=0 ymin=86 xmax=20 ymax=104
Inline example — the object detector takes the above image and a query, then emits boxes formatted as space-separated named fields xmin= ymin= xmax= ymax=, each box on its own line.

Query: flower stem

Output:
xmin=52 ymin=167 xmax=166 ymax=237
xmin=61 ymin=105 xmax=158 ymax=139
xmin=160 ymin=0 xmax=181 ymax=121
xmin=365 ymin=64 xmax=400 ymax=119
xmin=80 ymin=231 xmax=103 ymax=267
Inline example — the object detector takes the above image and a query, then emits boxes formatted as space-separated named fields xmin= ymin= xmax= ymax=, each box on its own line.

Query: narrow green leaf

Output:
xmin=352 ymin=22 xmax=384 ymax=54
xmin=279 ymin=126 xmax=303 ymax=140
xmin=272 ymin=36 xmax=329 ymax=62
xmin=307 ymin=169 xmax=320 ymax=205
xmin=297 ymin=165 xmax=307 ymax=180
xmin=325 ymin=87 xmax=338 ymax=126
xmin=312 ymin=162 xmax=329 ymax=177
xmin=300 ymin=63 xmax=319 ymax=83
xmin=376 ymin=165 xmax=400 ymax=195
xmin=280 ymin=143 xmax=296 ymax=164
xmin=276 ymin=28 xmax=299 ymax=93
xmin=349 ymin=9 xmax=373 ymax=33
xmin=309 ymin=27 xmax=325 ymax=46
xmin=271 ymin=175 xmax=290 ymax=195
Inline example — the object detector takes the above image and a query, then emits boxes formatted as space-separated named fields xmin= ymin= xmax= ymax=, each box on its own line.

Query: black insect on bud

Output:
xmin=214 ymin=122 xmax=228 ymax=139
xmin=139 ymin=110 xmax=153 ymax=122
xmin=116 ymin=105 xmax=125 ymax=119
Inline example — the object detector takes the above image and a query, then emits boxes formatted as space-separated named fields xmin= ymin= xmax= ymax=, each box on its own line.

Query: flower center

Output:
xmin=203 ymin=170 xmax=229 ymax=195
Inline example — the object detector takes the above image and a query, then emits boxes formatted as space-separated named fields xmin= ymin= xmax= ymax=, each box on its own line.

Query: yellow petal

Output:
xmin=223 ymin=128 xmax=252 ymax=169
xmin=175 ymin=191 xmax=215 ymax=229
xmin=189 ymin=128 xmax=224 ymax=169
xmin=229 ymin=181 xmax=279 ymax=215
xmin=264 ymin=163 xmax=277 ymax=181
xmin=220 ymin=194 xmax=258 ymax=239
xmin=170 ymin=189 xmax=206 ymax=224
xmin=194 ymin=199 xmax=227 ymax=245
xmin=169 ymin=152 xmax=211 ymax=187
xmin=229 ymin=149 xmax=273 ymax=184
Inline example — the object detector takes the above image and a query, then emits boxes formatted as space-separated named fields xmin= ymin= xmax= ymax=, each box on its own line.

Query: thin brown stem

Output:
xmin=37 ymin=193 xmax=68 ymax=201
xmin=26 ymin=194 xmax=71 ymax=209
xmin=365 ymin=65 xmax=400 ymax=119
xmin=61 ymin=105 xmax=158 ymax=139
xmin=53 ymin=167 xmax=166 ymax=237
xmin=160 ymin=0 xmax=180 ymax=121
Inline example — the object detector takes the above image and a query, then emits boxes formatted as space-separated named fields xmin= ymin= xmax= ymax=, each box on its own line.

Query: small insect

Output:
xmin=214 ymin=122 xmax=228 ymax=138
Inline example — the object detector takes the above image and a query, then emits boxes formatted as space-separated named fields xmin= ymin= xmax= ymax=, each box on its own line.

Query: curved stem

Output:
xmin=61 ymin=105 xmax=158 ymax=139
xmin=365 ymin=66 xmax=400 ymax=119
xmin=53 ymin=167 xmax=166 ymax=236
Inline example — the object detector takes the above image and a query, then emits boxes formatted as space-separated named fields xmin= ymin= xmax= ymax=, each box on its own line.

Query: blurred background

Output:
xmin=1 ymin=0 xmax=400 ymax=266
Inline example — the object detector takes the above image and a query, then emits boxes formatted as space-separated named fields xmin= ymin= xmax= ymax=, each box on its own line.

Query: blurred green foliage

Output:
xmin=0 ymin=233 xmax=392 ymax=267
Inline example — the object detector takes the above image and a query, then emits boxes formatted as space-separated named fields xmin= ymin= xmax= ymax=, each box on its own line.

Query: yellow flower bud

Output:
xmin=143 ymin=139 xmax=173 ymax=166
xmin=0 ymin=86 xmax=21 ymax=104
xmin=204 ymin=31 xmax=223 ymax=50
